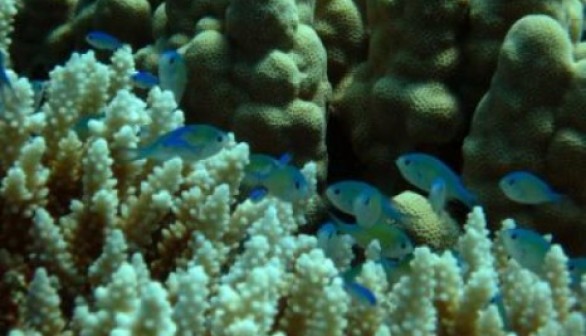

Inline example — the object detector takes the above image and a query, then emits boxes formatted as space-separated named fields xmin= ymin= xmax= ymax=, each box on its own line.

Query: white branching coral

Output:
xmin=0 ymin=0 xmax=16 ymax=52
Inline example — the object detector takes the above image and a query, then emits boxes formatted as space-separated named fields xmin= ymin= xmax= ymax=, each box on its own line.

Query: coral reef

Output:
xmin=127 ymin=0 xmax=332 ymax=187
xmin=463 ymin=15 xmax=586 ymax=255
xmin=330 ymin=0 xmax=469 ymax=190
xmin=2 ymin=0 xmax=586 ymax=334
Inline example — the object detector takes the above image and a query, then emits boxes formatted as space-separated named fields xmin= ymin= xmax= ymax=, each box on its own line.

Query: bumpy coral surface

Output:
xmin=463 ymin=15 xmax=586 ymax=255
xmin=134 ymin=0 xmax=332 ymax=186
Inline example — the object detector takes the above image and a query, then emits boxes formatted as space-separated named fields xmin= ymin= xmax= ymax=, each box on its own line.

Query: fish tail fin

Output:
xmin=343 ymin=280 xmax=377 ymax=306
xmin=552 ymin=192 xmax=566 ymax=203
xmin=458 ymin=187 xmax=479 ymax=208
xmin=249 ymin=186 xmax=268 ymax=203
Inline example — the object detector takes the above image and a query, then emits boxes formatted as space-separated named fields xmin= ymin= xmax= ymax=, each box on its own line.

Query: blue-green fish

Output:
xmin=343 ymin=280 xmax=377 ymax=306
xmin=326 ymin=180 xmax=410 ymax=227
xmin=130 ymin=71 xmax=159 ymax=89
xmin=501 ymin=228 xmax=551 ymax=274
xmin=119 ymin=124 xmax=228 ymax=162
xmin=85 ymin=31 xmax=123 ymax=51
xmin=379 ymin=254 xmax=413 ymax=284
xmin=499 ymin=171 xmax=563 ymax=204
xmin=317 ymin=222 xmax=337 ymax=250
xmin=243 ymin=153 xmax=292 ymax=186
xmin=396 ymin=153 xmax=477 ymax=208
xmin=158 ymin=50 xmax=187 ymax=103
xmin=0 ymin=50 xmax=14 ymax=115
xmin=568 ymin=257 xmax=586 ymax=290
xmin=488 ymin=294 xmax=510 ymax=330
xmin=352 ymin=186 xmax=411 ymax=228
xmin=31 ymin=80 xmax=48 ymax=112
xmin=326 ymin=180 xmax=373 ymax=215
xmin=249 ymin=164 xmax=309 ymax=203
xmin=73 ymin=112 xmax=104 ymax=140
xmin=330 ymin=215 xmax=413 ymax=260
xmin=428 ymin=177 xmax=447 ymax=214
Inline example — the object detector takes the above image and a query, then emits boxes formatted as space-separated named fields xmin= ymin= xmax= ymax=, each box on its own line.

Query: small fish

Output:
xmin=501 ymin=228 xmax=551 ymax=274
xmin=325 ymin=180 xmax=377 ymax=215
xmin=31 ymin=80 xmax=48 ymax=111
xmin=428 ymin=177 xmax=447 ymax=214
xmin=85 ymin=31 xmax=123 ymax=51
xmin=119 ymin=124 xmax=228 ymax=162
xmin=0 ymin=50 xmax=14 ymax=115
xmin=499 ymin=171 xmax=563 ymax=204
xmin=379 ymin=254 xmax=413 ymax=284
xmin=449 ymin=250 xmax=469 ymax=275
xmin=396 ymin=153 xmax=477 ymax=208
xmin=317 ymin=222 xmax=337 ymax=250
xmin=158 ymin=50 xmax=187 ymax=103
xmin=330 ymin=215 xmax=413 ymax=260
xmin=130 ymin=71 xmax=159 ymax=89
xmin=73 ymin=112 xmax=104 ymax=140
xmin=249 ymin=164 xmax=309 ymax=203
xmin=567 ymin=257 xmax=586 ymax=290
xmin=343 ymin=280 xmax=377 ymax=306
xmin=352 ymin=186 xmax=411 ymax=228
xmin=488 ymin=293 xmax=509 ymax=330
xmin=243 ymin=153 xmax=292 ymax=186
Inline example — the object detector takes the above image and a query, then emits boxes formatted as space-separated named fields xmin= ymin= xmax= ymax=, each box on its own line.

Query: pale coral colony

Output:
xmin=3 ymin=0 xmax=586 ymax=335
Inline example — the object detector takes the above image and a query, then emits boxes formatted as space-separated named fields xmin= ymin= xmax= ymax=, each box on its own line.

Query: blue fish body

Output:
xmin=330 ymin=215 xmax=413 ymax=260
xmin=85 ymin=31 xmax=123 ymax=51
xmin=499 ymin=171 xmax=563 ymax=204
xmin=31 ymin=80 xmax=48 ymax=111
xmin=325 ymin=180 xmax=378 ymax=215
xmin=568 ymin=257 xmax=586 ymax=290
xmin=352 ymin=186 xmax=411 ymax=227
xmin=73 ymin=112 xmax=104 ymax=140
xmin=380 ymin=254 xmax=413 ymax=284
xmin=428 ymin=177 xmax=447 ymax=214
xmin=0 ymin=50 xmax=14 ymax=115
xmin=249 ymin=164 xmax=309 ymax=203
xmin=121 ymin=124 xmax=228 ymax=162
xmin=159 ymin=50 xmax=187 ymax=103
xmin=396 ymin=153 xmax=477 ymax=208
xmin=343 ymin=280 xmax=377 ymax=306
xmin=131 ymin=71 xmax=159 ymax=89
xmin=501 ymin=228 xmax=551 ymax=274
xmin=244 ymin=153 xmax=292 ymax=186
xmin=489 ymin=294 xmax=510 ymax=330
xmin=0 ymin=51 xmax=12 ymax=91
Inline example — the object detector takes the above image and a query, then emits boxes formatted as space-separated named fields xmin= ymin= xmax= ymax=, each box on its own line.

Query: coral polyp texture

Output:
xmin=463 ymin=15 xmax=586 ymax=255
xmin=139 ymin=0 xmax=331 ymax=184
xmin=2 ymin=0 xmax=586 ymax=335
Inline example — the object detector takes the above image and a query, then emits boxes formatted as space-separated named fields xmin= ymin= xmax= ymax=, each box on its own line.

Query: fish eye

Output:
xmin=507 ymin=178 xmax=515 ymax=186
xmin=569 ymin=264 xmax=575 ymax=271
xmin=294 ymin=180 xmax=301 ymax=190
xmin=400 ymin=242 xmax=407 ymax=249
xmin=510 ymin=233 xmax=518 ymax=240
xmin=334 ymin=188 xmax=340 ymax=195
xmin=404 ymin=159 xmax=411 ymax=165
xmin=216 ymin=135 xmax=223 ymax=142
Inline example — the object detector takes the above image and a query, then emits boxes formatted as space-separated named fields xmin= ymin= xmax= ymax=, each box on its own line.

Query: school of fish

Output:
xmin=0 ymin=30 xmax=581 ymax=312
